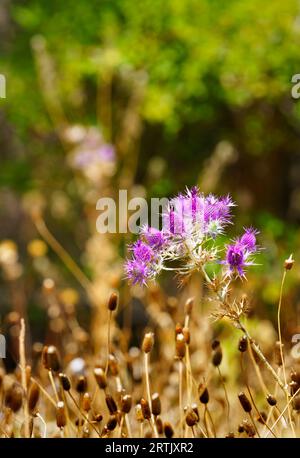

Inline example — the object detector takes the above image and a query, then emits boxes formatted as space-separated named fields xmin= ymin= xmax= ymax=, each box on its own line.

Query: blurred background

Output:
xmin=1 ymin=0 xmax=300 ymax=366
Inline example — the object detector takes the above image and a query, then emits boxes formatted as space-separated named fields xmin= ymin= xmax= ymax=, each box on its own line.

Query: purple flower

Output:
xmin=224 ymin=242 xmax=247 ymax=276
xmin=97 ymin=144 xmax=115 ymax=162
xmin=131 ymin=240 xmax=154 ymax=262
xmin=124 ymin=259 xmax=151 ymax=285
xmin=141 ymin=226 xmax=166 ymax=249
xmin=240 ymin=227 xmax=258 ymax=252
xmin=204 ymin=194 xmax=234 ymax=225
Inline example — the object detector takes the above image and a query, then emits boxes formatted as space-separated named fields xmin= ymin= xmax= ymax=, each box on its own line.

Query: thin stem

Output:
xmin=179 ymin=359 xmax=184 ymax=438
xmin=277 ymin=270 xmax=295 ymax=437
xmin=217 ymin=366 xmax=230 ymax=430
xmin=105 ymin=311 xmax=112 ymax=375
xmin=144 ymin=353 xmax=158 ymax=438
xmin=48 ymin=371 xmax=59 ymax=403
xmin=19 ymin=319 xmax=30 ymax=438
xmin=67 ymin=391 xmax=101 ymax=437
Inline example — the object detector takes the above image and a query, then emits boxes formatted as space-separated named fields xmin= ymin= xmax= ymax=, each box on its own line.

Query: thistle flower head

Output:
xmin=124 ymin=186 xmax=259 ymax=286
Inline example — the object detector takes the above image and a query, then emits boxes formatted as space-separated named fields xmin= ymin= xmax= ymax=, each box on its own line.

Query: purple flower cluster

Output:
xmin=223 ymin=228 xmax=258 ymax=277
xmin=125 ymin=187 xmax=259 ymax=286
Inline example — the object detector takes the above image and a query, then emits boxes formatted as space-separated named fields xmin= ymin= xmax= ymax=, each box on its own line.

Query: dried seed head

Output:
xmin=164 ymin=422 xmax=174 ymax=438
xmin=184 ymin=297 xmax=194 ymax=316
xmin=238 ymin=424 xmax=245 ymax=433
xmin=56 ymin=401 xmax=66 ymax=428
xmin=5 ymin=383 xmax=23 ymax=412
xmin=199 ymin=385 xmax=209 ymax=404
xmin=212 ymin=347 xmax=223 ymax=367
xmin=156 ymin=416 xmax=163 ymax=434
xmin=108 ymin=292 xmax=118 ymax=312
xmin=241 ymin=419 xmax=255 ymax=437
xmin=175 ymin=323 xmax=183 ymax=335
xmin=82 ymin=392 xmax=91 ymax=412
xmin=238 ymin=392 xmax=252 ymax=413
xmin=106 ymin=415 xmax=118 ymax=431
xmin=238 ymin=335 xmax=248 ymax=353
xmin=76 ymin=375 xmax=87 ymax=393
xmin=257 ymin=411 xmax=267 ymax=424
xmin=108 ymin=354 xmax=119 ymax=376
xmin=175 ymin=333 xmax=186 ymax=359
xmin=58 ymin=373 xmax=71 ymax=391
xmin=140 ymin=397 xmax=151 ymax=420
xmin=274 ymin=341 xmax=283 ymax=366
xmin=266 ymin=394 xmax=277 ymax=406
xmin=185 ymin=408 xmax=198 ymax=427
xmin=46 ymin=346 xmax=61 ymax=373
xmin=284 ymin=254 xmax=294 ymax=271
xmin=135 ymin=404 xmax=144 ymax=422
xmin=151 ymin=393 xmax=161 ymax=416
xmin=142 ymin=332 xmax=154 ymax=353
xmin=94 ymin=367 xmax=107 ymax=389
xmin=182 ymin=327 xmax=190 ymax=345
xmin=211 ymin=339 xmax=220 ymax=350
xmin=121 ymin=394 xmax=132 ymax=414
xmin=28 ymin=381 xmax=40 ymax=413
xmin=105 ymin=394 xmax=117 ymax=414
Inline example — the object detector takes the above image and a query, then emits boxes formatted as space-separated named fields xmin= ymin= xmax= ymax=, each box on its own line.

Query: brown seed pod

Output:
xmin=257 ymin=411 xmax=267 ymax=424
xmin=58 ymin=373 xmax=71 ymax=391
xmin=199 ymin=385 xmax=209 ymax=404
xmin=241 ymin=419 xmax=255 ymax=437
xmin=225 ymin=432 xmax=235 ymax=438
xmin=293 ymin=397 xmax=300 ymax=411
xmin=238 ymin=335 xmax=248 ymax=353
xmin=108 ymin=354 xmax=119 ymax=376
xmin=175 ymin=333 xmax=186 ymax=359
xmin=108 ymin=292 xmax=118 ymax=311
xmin=184 ymin=297 xmax=194 ymax=316
xmin=266 ymin=394 xmax=277 ymax=406
xmin=140 ymin=397 xmax=151 ymax=420
xmin=211 ymin=339 xmax=220 ymax=350
xmin=185 ymin=408 xmax=198 ymax=427
xmin=105 ymin=394 xmax=117 ymax=414
xmin=46 ymin=346 xmax=61 ymax=373
xmin=164 ymin=422 xmax=174 ymax=438
xmin=212 ymin=347 xmax=223 ymax=367
xmin=151 ymin=393 xmax=161 ymax=416
xmin=290 ymin=381 xmax=299 ymax=396
xmin=82 ymin=392 xmax=91 ymax=412
xmin=76 ymin=375 xmax=87 ymax=394
xmin=106 ymin=415 xmax=118 ymax=431
xmin=238 ymin=424 xmax=245 ymax=433
xmin=238 ymin=392 xmax=252 ymax=413
xmin=182 ymin=327 xmax=190 ymax=345
xmin=28 ymin=381 xmax=40 ymax=413
xmin=142 ymin=332 xmax=154 ymax=353
xmin=175 ymin=323 xmax=183 ymax=335
xmin=156 ymin=416 xmax=163 ymax=435
xmin=284 ymin=255 xmax=294 ymax=271
xmin=121 ymin=394 xmax=132 ymax=414
xmin=5 ymin=383 xmax=23 ymax=412
xmin=56 ymin=401 xmax=66 ymax=428
xmin=94 ymin=367 xmax=107 ymax=389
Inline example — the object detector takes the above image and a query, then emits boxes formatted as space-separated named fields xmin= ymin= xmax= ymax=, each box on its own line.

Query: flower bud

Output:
xmin=94 ymin=367 xmax=107 ymax=389
xmin=212 ymin=347 xmax=222 ymax=367
xmin=238 ymin=335 xmax=248 ymax=353
xmin=82 ymin=392 xmax=91 ymax=412
xmin=108 ymin=292 xmax=118 ymax=311
xmin=238 ymin=392 xmax=252 ymax=413
xmin=28 ymin=381 xmax=40 ymax=413
xmin=46 ymin=346 xmax=61 ymax=373
xmin=76 ymin=375 xmax=87 ymax=393
xmin=105 ymin=394 xmax=117 ymax=414
xmin=164 ymin=422 xmax=174 ymax=438
xmin=151 ymin=393 xmax=161 ymax=416
xmin=266 ymin=394 xmax=277 ymax=406
xmin=284 ymin=254 xmax=294 ymax=271
xmin=59 ymin=373 xmax=71 ymax=391
xmin=175 ymin=333 xmax=186 ymax=359
xmin=142 ymin=332 xmax=154 ymax=353
xmin=121 ymin=394 xmax=132 ymax=414
xmin=56 ymin=401 xmax=66 ymax=428
xmin=140 ymin=397 xmax=151 ymax=420
xmin=199 ymin=385 xmax=209 ymax=404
